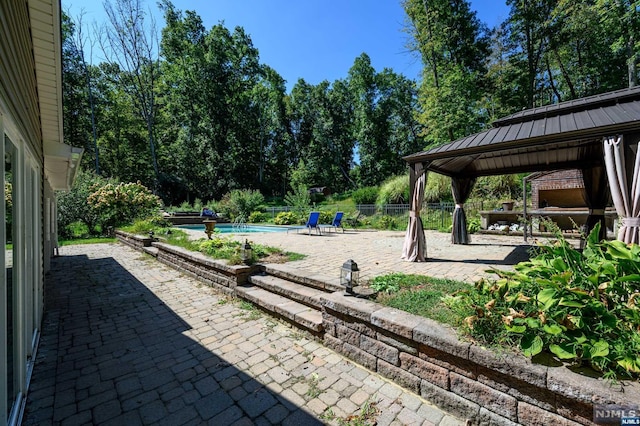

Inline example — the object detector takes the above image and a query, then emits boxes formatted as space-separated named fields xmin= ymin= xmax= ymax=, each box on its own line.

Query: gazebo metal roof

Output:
xmin=404 ymin=86 xmax=640 ymax=177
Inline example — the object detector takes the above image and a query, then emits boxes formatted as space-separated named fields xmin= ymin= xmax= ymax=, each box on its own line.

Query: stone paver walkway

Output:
xmin=198 ymin=228 xmax=556 ymax=283
xmin=24 ymin=242 xmax=466 ymax=425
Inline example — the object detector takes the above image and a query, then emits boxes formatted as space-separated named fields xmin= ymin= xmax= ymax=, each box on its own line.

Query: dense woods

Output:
xmin=62 ymin=0 xmax=639 ymax=206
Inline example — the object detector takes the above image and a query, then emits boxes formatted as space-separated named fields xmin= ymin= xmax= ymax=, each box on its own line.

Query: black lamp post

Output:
xmin=241 ymin=239 xmax=253 ymax=265
xmin=340 ymin=259 xmax=359 ymax=295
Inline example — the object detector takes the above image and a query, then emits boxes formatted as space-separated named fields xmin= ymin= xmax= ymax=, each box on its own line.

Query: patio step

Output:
xmin=261 ymin=264 xmax=344 ymax=293
xmin=235 ymin=285 xmax=323 ymax=333
xmin=248 ymin=274 xmax=328 ymax=310
xmin=142 ymin=246 xmax=159 ymax=257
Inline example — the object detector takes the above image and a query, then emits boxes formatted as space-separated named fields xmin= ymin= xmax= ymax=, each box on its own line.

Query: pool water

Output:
xmin=178 ymin=224 xmax=290 ymax=233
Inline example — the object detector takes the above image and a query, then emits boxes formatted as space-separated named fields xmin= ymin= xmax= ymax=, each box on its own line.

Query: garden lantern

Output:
xmin=340 ymin=259 xmax=359 ymax=295
xmin=241 ymin=239 xmax=253 ymax=265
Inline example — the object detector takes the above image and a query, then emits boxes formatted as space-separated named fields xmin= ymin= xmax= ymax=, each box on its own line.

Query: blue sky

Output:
xmin=64 ymin=1 xmax=510 ymax=92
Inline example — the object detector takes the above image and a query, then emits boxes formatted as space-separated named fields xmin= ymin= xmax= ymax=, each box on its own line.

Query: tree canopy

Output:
xmin=62 ymin=0 xmax=638 ymax=205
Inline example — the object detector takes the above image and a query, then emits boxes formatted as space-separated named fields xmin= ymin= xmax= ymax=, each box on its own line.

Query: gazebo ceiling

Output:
xmin=404 ymin=86 xmax=640 ymax=177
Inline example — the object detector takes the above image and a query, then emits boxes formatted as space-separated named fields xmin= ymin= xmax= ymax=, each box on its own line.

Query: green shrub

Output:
xmin=218 ymin=189 xmax=265 ymax=220
xmin=467 ymin=217 xmax=481 ymax=234
xmin=87 ymin=181 xmax=161 ymax=231
xmin=248 ymin=211 xmax=268 ymax=223
xmin=65 ymin=221 xmax=90 ymax=238
xmin=319 ymin=210 xmax=334 ymax=224
xmin=472 ymin=175 xmax=522 ymax=201
xmin=57 ymin=169 xmax=111 ymax=238
xmin=377 ymin=215 xmax=399 ymax=230
xmin=376 ymin=176 xmax=409 ymax=207
xmin=121 ymin=217 xmax=171 ymax=235
xmin=274 ymin=211 xmax=299 ymax=225
xmin=352 ymin=186 xmax=378 ymax=205
xmin=424 ymin=173 xmax=453 ymax=203
xmin=444 ymin=224 xmax=640 ymax=379
xmin=284 ymin=184 xmax=310 ymax=216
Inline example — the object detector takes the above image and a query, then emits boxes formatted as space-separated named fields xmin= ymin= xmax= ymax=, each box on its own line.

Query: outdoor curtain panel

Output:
xmin=603 ymin=135 xmax=640 ymax=244
xmin=451 ymin=177 xmax=475 ymax=245
xmin=402 ymin=171 xmax=427 ymax=262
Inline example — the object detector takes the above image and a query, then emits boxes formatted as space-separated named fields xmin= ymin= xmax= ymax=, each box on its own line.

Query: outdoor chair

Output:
xmin=320 ymin=211 xmax=345 ymax=233
xmin=304 ymin=211 xmax=322 ymax=235
xmin=286 ymin=211 xmax=322 ymax=235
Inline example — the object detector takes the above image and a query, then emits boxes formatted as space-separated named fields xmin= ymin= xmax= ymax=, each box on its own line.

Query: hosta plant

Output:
xmin=445 ymin=224 xmax=640 ymax=379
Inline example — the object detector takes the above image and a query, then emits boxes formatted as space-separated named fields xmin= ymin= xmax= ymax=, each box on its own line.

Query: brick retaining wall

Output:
xmin=116 ymin=230 xmax=258 ymax=295
xmin=321 ymin=293 xmax=639 ymax=426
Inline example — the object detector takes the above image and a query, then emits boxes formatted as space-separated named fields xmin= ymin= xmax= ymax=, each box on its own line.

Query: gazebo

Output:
xmin=402 ymin=86 xmax=640 ymax=261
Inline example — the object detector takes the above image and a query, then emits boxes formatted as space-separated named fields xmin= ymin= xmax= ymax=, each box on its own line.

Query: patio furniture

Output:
xmin=287 ymin=211 xmax=322 ymax=235
xmin=321 ymin=211 xmax=345 ymax=233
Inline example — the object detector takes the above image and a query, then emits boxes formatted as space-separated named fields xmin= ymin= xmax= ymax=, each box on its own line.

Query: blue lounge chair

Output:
xmin=285 ymin=211 xmax=324 ymax=235
xmin=304 ymin=211 xmax=321 ymax=235
xmin=321 ymin=212 xmax=344 ymax=233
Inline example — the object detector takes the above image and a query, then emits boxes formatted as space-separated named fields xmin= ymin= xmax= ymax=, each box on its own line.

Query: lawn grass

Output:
xmin=372 ymin=273 xmax=470 ymax=326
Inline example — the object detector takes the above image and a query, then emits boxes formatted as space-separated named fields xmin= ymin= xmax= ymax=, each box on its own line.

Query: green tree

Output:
xmin=61 ymin=12 xmax=94 ymax=166
xmin=102 ymin=0 xmax=162 ymax=186
xmin=404 ymin=0 xmax=489 ymax=144
xmin=160 ymin=2 xmax=266 ymax=201
xmin=349 ymin=53 xmax=424 ymax=186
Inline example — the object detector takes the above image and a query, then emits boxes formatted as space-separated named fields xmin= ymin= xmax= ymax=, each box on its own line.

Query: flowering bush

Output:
xmin=58 ymin=170 xmax=110 ymax=238
xmin=87 ymin=181 xmax=161 ymax=231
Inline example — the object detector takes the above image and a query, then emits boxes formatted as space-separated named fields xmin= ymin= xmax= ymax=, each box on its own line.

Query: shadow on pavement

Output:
xmin=23 ymin=254 xmax=322 ymax=425
xmin=427 ymin=244 xmax=533 ymax=266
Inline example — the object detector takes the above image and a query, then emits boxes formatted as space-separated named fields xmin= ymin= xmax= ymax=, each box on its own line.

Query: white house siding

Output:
xmin=0 ymin=0 xmax=79 ymax=425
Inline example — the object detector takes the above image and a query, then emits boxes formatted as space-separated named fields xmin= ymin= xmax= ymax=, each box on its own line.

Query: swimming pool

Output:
xmin=178 ymin=224 xmax=290 ymax=233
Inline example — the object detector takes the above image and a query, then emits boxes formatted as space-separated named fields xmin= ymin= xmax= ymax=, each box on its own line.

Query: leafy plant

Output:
xmin=376 ymin=215 xmax=398 ymax=230
xmin=318 ymin=210 xmax=334 ymax=224
xmin=274 ymin=211 xmax=299 ymax=225
xmin=87 ymin=180 xmax=161 ymax=232
xmin=445 ymin=224 xmax=640 ymax=378
xmin=467 ymin=217 xmax=481 ymax=234
xmin=371 ymin=273 xmax=406 ymax=293
xmin=376 ymin=175 xmax=409 ymax=207
xmin=351 ymin=186 xmax=379 ymax=205
xmin=218 ymin=189 xmax=265 ymax=221
xmin=57 ymin=169 xmax=112 ymax=238
xmin=284 ymin=184 xmax=311 ymax=216
xmin=248 ymin=211 xmax=268 ymax=223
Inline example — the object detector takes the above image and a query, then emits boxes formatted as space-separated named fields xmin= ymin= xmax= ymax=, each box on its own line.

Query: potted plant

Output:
xmin=501 ymin=200 xmax=514 ymax=211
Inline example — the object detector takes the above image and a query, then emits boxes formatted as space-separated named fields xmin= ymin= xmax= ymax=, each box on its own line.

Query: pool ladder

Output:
xmin=232 ymin=216 xmax=248 ymax=231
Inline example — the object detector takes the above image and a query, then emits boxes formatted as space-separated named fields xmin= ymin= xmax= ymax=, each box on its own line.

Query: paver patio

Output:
xmin=23 ymin=229 xmax=562 ymax=425
xmin=23 ymin=241 xmax=474 ymax=426
xmin=206 ymin=228 xmax=553 ymax=283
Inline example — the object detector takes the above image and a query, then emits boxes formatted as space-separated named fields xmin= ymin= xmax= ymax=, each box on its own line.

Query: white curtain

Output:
xmin=603 ymin=135 xmax=640 ymax=244
xmin=402 ymin=172 xmax=427 ymax=262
